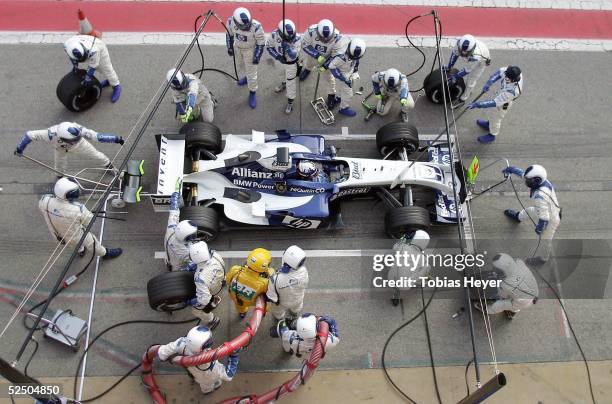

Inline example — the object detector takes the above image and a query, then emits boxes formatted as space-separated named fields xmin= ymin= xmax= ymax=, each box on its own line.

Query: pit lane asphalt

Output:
xmin=0 ymin=44 xmax=611 ymax=401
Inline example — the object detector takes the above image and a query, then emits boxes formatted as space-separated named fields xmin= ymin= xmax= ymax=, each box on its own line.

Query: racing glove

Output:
xmin=400 ymin=98 xmax=409 ymax=106
xmin=374 ymin=93 xmax=383 ymax=100
xmin=318 ymin=315 xmax=339 ymax=336
xmin=203 ymin=295 xmax=221 ymax=313
xmin=14 ymin=135 xmax=32 ymax=155
xmin=81 ymin=66 xmax=96 ymax=87
xmin=317 ymin=55 xmax=326 ymax=65
xmin=502 ymin=166 xmax=525 ymax=178
xmin=184 ymin=262 xmax=197 ymax=272
xmin=482 ymin=83 xmax=491 ymax=93
xmin=228 ymin=47 xmax=234 ymax=57
xmin=344 ymin=79 xmax=352 ymax=88
xmin=535 ymin=219 xmax=548 ymax=235
xmin=252 ymin=56 xmax=260 ymax=64
xmin=349 ymin=72 xmax=360 ymax=81
xmin=180 ymin=106 xmax=193 ymax=123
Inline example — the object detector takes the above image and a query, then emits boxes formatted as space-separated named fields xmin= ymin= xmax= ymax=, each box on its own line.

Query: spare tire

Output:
xmin=147 ymin=271 xmax=196 ymax=312
xmin=376 ymin=122 xmax=420 ymax=157
xmin=423 ymin=68 xmax=466 ymax=104
xmin=56 ymin=69 xmax=102 ymax=112
xmin=385 ymin=206 xmax=431 ymax=239
xmin=180 ymin=122 xmax=222 ymax=157
xmin=180 ymin=205 xmax=219 ymax=241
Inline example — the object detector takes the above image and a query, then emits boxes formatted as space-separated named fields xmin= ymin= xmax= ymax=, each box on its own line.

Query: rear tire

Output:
xmin=180 ymin=122 xmax=222 ymax=157
xmin=56 ymin=69 xmax=101 ymax=112
xmin=385 ymin=206 xmax=431 ymax=239
xmin=376 ymin=122 xmax=420 ymax=157
xmin=423 ymin=68 xmax=466 ymax=104
xmin=180 ymin=205 xmax=219 ymax=241
xmin=147 ymin=271 xmax=196 ymax=312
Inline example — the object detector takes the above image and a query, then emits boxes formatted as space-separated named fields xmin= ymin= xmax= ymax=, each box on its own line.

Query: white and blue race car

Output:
xmin=152 ymin=122 xmax=467 ymax=240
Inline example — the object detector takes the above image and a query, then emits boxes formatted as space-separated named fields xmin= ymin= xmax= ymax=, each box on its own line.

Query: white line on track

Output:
xmin=1 ymin=31 xmax=611 ymax=52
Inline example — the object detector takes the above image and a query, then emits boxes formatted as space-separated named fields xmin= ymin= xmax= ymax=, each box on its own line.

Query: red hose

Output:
xmin=217 ymin=320 xmax=330 ymax=404
xmin=141 ymin=296 xmax=267 ymax=404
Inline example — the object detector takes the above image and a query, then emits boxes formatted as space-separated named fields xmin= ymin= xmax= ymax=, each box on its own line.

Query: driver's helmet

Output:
xmin=296 ymin=160 xmax=318 ymax=179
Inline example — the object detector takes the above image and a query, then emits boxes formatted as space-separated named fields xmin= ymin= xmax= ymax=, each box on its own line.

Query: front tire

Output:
xmin=147 ymin=271 xmax=196 ymax=312
xmin=180 ymin=122 xmax=222 ymax=158
xmin=385 ymin=206 xmax=431 ymax=239
xmin=180 ymin=205 xmax=219 ymax=241
xmin=423 ymin=68 xmax=466 ymax=104
xmin=376 ymin=122 xmax=420 ymax=157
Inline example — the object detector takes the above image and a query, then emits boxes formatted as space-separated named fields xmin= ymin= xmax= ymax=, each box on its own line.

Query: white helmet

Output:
xmin=233 ymin=7 xmax=252 ymax=30
xmin=491 ymin=253 xmax=515 ymax=272
xmin=54 ymin=177 xmax=80 ymax=201
xmin=383 ymin=68 xmax=401 ymax=89
xmin=410 ymin=230 xmax=430 ymax=251
xmin=296 ymin=160 xmax=318 ymax=179
xmin=278 ymin=19 xmax=296 ymax=41
xmin=56 ymin=122 xmax=82 ymax=143
xmin=166 ymin=68 xmax=187 ymax=90
xmin=175 ymin=220 xmax=198 ymax=242
xmin=185 ymin=325 xmax=213 ymax=354
xmin=64 ymin=36 xmax=89 ymax=62
xmin=317 ymin=19 xmax=334 ymax=43
xmin=347 ymin=38 xmax=366 ymax=59
xmin=189 ymin=241 xmax=212 ymax=264
xmin=524 ymin=164 xmax=547 ymax=189
xmin=295 ymin=314 xmax=317 ymax=340
xmin=282 ymin=245 xmax=306 ymax=270
xmin=457 ymin=34 xmax=476 ymax=56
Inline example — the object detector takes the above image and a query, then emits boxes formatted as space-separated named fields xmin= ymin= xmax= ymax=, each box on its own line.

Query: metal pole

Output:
xmin=457 ymin=373 xmax=506 ymax=404
xmin=14 ymin=10 xmax=214 ymax=363
xmin=431 ymin=10 xmax=481 ymax=386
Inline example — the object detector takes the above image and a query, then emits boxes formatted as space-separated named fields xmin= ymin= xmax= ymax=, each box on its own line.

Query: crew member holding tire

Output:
xmin=467 ymin=65 xmax=523 ymax=144
xmin=266 ymin=245 xmax=309 ymax=321
xmin=14 ymin=122 xmax=123 ymax=175
xmin=186 ymin=241 xmax=225 ymax=330
xmin=226 ymin=7 xmax=265 ymax=109
xmin=166 ymin=68 xmax=214 ymax=123
xmin=446 ymin=34 xmax=491 ymax=103
xmin=64 ymin=35 xmax=122 ymax=103
xmin=39 ymin=177 xmax=122 ymax=259
xmin=158 ymin=326 xmax=241 ymax=394
xmin=165 ymin=191 xmax=199 ymax=271
xmin=371 ymin=68 xmax=414 ymax=122
xmin=226 ymin=248 xmax=274 ymax=319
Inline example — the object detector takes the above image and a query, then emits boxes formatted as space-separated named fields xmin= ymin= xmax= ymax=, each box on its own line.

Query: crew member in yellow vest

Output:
xmin=226 ymin=248 xmax=275 ymax=318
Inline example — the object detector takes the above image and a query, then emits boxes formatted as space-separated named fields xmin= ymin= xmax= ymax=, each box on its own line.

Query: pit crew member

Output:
xmin=475 ymin=253 xmax=538 ymax=319
xmin=64 ymin=35 xmax=122 ymax=102
xmin=165 ymin=190 xmax=199 ymax=271
xmin=186 ymin=241 xmax=224 ymax=330
xmin=446 ymin=34 xmax=491 ymax=102
xmin=371 ymin=68 xmax=415 ymax=122
xmin=467 ymin=65 xmax=523 ymax=143
xmin=298 ymin=19 xmax=347 ymax=109
xmin=14 ymin=122 xmax=123 ymax=174
xmin=503 ymin=164 xmax=561 ymax=264
xmin=166 ymin=68 xmax=214 ymax=123
xmin=266 ymin=245 xmax=309 ymax=321
xmin=226 ymin=248 xmax=275 ymax=318
xmin=158 ymin=325 xmax=241 ymax=394
xmin=271 ymin=313 xmax=339 ymax=357
xmin=226 ymin=7 xmax=265 ymax=109
xmin=326 ymin=38 xmax=367 ymax=117
xmin=266 ymin=19 xmax=301 ymax=114
xmin=39 ymin=177 xmax=122 ymax=258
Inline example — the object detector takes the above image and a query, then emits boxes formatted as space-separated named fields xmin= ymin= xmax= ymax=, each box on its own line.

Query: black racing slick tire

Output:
xmin=376 ymin=122 xmax=420 ymax=157
xmin=385 ymin=206 xmax=431 ymax=239
xmin=423 ymin=68 xmax=466 ymax=104
xmin=147 ymin=271 xmax=196 ymax=312
xmin=180 ymin=121 xmax=222 ymax=156
xmin=56 ymin=69 xmax=102 ymax=112
xmin=179 ymin=205 xmax=219 ymax=241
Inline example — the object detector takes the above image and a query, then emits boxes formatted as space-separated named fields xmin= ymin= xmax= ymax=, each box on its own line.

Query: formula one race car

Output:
xmin=151 ymin=121 xmax=467 ymax=241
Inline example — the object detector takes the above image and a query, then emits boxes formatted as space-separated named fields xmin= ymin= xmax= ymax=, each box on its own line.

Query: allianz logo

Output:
xmin=231 ymin=167 xmax=273 ymax=179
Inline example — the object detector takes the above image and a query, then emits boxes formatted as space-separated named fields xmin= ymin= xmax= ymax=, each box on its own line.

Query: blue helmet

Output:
xmin=166 ymin=68 xmax=187 ymax=90
xmin=233 ymin=7 xmax=252 ymax=30
xmin=64 ymin=37 xmax=89 ymax=62
xmin=57 ymin=122 xmax=82 ymax=143
xmin=278 ymin=19 xmax=296 ymax=41
xmin=347 ymin=38 xmax=366 ymax=60
xmin=524 ymin=164 xmax=547 ymax=189
xmin=54 ymin=177 xmax=80 ymax=201
xmin=317 ymin=19 xmax=334 ymax=43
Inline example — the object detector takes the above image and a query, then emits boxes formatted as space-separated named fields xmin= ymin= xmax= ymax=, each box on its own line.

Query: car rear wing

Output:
xmin=151 ymin=134 xmax=186 ymax=212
